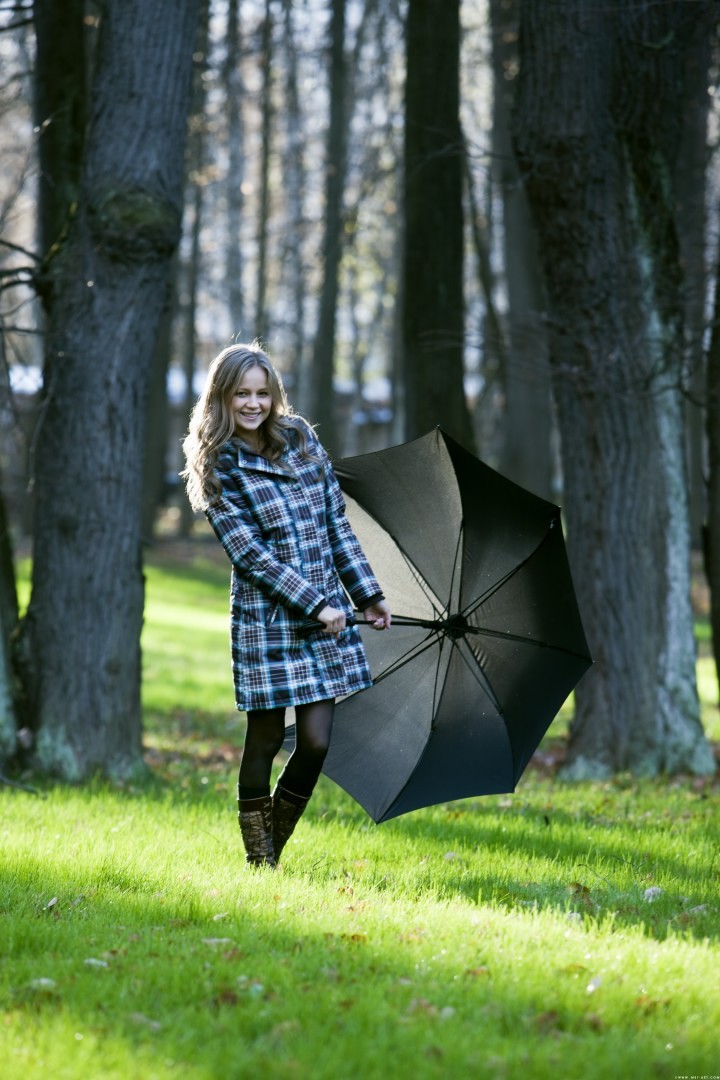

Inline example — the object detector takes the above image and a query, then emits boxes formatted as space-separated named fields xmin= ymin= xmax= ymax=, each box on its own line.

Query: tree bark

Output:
xmin=26 ymin=0 xmax=198 ymax=779
xmin=309 ymin=0 xmax=348 ymax=455
xmin=0 ymin=471 xmax=18 ymax=761
xmin=706 ymin=234 xmax=720 ymax=704
xmin=515 ymin=0 xmax=714 ymax=777
xmin=489 ymin=0 xmax=552 ymax=499
xmin=674 ymin=23 xmax=712 ymax=549
xmin=225 ymin=0 xmax=246 ymax=334
xmin=255 ymin=0 xmax=273 ymax=343
xmin=401 ymin=0 xmax=472 ymax=448
xmin=32 ymin=0 xmax=86 ymax=261
xmin=280 ymin=0 xmax=308 ymax=413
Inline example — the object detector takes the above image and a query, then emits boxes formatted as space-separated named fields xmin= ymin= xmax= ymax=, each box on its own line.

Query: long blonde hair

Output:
xmin=181 ymin=342 xmax=320 ymax=510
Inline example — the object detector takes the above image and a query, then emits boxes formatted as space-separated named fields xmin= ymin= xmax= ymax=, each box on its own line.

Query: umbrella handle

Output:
xmin=296 ymin=612 xmax=438 ymax=637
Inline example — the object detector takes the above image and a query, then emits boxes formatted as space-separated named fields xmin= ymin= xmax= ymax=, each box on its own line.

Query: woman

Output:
xmin=182 ymin=342 xmax=391 ymax=867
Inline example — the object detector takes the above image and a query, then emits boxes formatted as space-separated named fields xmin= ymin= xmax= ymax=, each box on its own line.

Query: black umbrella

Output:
xmin=303 ymin=428 xmax=592 ymax=823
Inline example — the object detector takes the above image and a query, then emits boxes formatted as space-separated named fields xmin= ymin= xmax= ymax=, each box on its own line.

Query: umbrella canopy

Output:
xmin=314 ymin=427 xmax=592 ymax=823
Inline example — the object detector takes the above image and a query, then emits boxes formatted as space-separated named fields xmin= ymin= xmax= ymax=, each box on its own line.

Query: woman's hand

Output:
xmin=316 ymin=605 xmax=347 ymax=634
xmin=363 ymin=599 xmax=392 ymax=630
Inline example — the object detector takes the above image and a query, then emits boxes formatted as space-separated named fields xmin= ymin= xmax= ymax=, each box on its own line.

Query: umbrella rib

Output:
xmin=445 ymin=523 xmax=463 ymax=621
xmin=370 ymin=631 xmax=444 ymax=686
xmin=461 ymin=517 xmax=559 ymax=618
xmin=393 ymin=541 xmax=445 ymax=619
xmin=464 ymin=624 xmax=591 ymax=661
xmin=454 ymin=636 xmax=505 ymax=714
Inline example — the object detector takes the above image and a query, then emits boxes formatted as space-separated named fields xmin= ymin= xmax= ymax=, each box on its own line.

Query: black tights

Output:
xmin=238 ymin=699 xmax=334 ymax=800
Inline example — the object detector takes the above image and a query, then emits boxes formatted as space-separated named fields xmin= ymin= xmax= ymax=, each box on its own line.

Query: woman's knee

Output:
xmin=245 ymin=710 xmax=286 ymax=758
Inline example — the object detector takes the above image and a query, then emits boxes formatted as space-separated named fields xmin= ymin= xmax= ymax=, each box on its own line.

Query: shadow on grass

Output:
xmin=371 ymin=806 xmax=719 ymax=943
xmin=0 ymin=850 xmax=713 ymax=1079
xmin=6 ymin=749 xmax=717 ymax=948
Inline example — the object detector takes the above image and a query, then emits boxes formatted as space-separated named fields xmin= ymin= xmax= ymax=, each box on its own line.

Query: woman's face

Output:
xmin=231 ymin=365 xmax=272 ymax=445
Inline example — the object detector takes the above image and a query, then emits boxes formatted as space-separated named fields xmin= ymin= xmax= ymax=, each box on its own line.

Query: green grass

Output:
xmin=2 ymin=547 xmax=719 ymax=1079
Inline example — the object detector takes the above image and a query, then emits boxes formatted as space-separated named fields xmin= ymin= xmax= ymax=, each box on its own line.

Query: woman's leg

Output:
xmin=272 ymin=699 xmax=335 ymax=861
xmin=238 ymin=707 xmax=286 ymax=797
xmin=278 ymin=699 xmax=335 ymax=796
xmin=237 ymin=707 xmax=286 ymax=866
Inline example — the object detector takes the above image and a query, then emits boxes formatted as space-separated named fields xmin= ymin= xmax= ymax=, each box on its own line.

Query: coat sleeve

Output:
xmin=317 ymin=444 xmax=384 ymax=609
xmin=206 ymin=456 xmax=327 ymax=619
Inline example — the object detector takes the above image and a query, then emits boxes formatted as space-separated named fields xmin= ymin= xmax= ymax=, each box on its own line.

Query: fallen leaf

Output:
xmin=221 ymin=947 xmax=245 ymax=961
xmin=129 ymin=1012 xmax=161 ymax=1031
xmin=407 ymin=998 xmax=438 ymax=1017
xmin=558 ymin=963 xmax=588 ymax=975
xmin=635 ymin=994 xmax=671 ymax=1014
xmin=269 ymin=1019 xmax=301 ymax=1041
xmin=212 ymin=988 xmax=239 ymax=1007
xmin=533 ymin=1009 xmax=562 ymax=1034
xmin=464 ymin=967 xmax=491 ymax=978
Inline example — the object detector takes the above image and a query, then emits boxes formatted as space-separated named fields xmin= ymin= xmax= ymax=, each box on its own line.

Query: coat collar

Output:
xmin=230 ymin=439 xmax=299 ymax=480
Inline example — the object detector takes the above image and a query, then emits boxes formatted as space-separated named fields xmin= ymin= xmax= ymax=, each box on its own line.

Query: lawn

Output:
xmin=1 ymin=545 xmax=719 ymax=1079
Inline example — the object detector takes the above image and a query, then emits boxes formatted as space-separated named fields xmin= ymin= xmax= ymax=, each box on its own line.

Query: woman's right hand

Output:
xmin=316 ymin=605 xmax=347 ymax=634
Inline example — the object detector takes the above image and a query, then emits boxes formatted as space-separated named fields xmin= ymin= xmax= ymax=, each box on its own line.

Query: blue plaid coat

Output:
xmin=205 ymin=423 xmax=383 ymax=711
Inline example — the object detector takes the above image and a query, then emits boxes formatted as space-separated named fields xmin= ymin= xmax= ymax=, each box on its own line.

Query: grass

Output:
xmin=2 ymin=545 xmax=720 ymax=1079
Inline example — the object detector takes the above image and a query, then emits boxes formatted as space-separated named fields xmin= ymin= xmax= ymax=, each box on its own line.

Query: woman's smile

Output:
xmin=231 ymin=365 xmax=272 ymax=446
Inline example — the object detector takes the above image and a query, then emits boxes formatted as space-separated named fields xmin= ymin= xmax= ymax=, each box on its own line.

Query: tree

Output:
xmin=401 ymin=0 xmax=473 ymax=447
xmin=24 ymin=0 xmax=199 ymax=778
xmin=309 ymin=0 xmax=349 ymax=455
xmin=489 ymin=0 xmax=552 ymax=499
xmin=514 ymin=0 xmax=715 ymax=777
xmin=0 ymin=341 xmax=20 ymax=761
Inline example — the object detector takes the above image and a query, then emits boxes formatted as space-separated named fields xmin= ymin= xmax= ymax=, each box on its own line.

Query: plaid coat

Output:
xmin=205 ymin=423 xmax=383 ymax=711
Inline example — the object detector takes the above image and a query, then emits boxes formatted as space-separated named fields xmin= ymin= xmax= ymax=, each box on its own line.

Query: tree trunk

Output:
xmin=280 ymin=0 xmax=308 ymax=413
xmin=180 ymin=179 xmax=204 ymax=539
xmin=0 ymin=471 xmax=18 ymax=761
xmin=32 ymin=0 xmax=86 ymax=260
xmin=25 ymin=0 xmax=198 ymax=779
xmin=706 ymin=237 xmax=720 ymax=704
xmin=309 ymin=0 xmax=348 ymax=455
xmin=225 ymin=0 xmax=246 ymax=334
xmin=674 ymin=24 xmax=712 ymax=550
xmin=515 ymin=0 xmax=714 ymax=777
xmin=489 ymin=0 xmax=552 ymax=499
xmin=141 ymin=265 xmax=176 ymax=542
xmin=255 ymin=0 xmax=273 ymax=343
xmin=401 ymin=0 xmax=472 ymax=448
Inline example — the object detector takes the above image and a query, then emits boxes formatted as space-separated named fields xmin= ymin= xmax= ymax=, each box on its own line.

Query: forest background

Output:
xmin=0 ymin=0 xmax=720 ymax=790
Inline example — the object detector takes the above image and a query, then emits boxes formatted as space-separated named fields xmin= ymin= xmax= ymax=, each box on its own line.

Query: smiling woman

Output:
xmin=181 ymin=341 xmax=391 ymax=868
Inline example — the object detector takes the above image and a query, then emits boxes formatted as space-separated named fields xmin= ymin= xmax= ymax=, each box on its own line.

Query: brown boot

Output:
xmin=238 ymin=795 xmax=276 ymax=867
xmin=271 ymin=784 xmax=310 ymax=862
